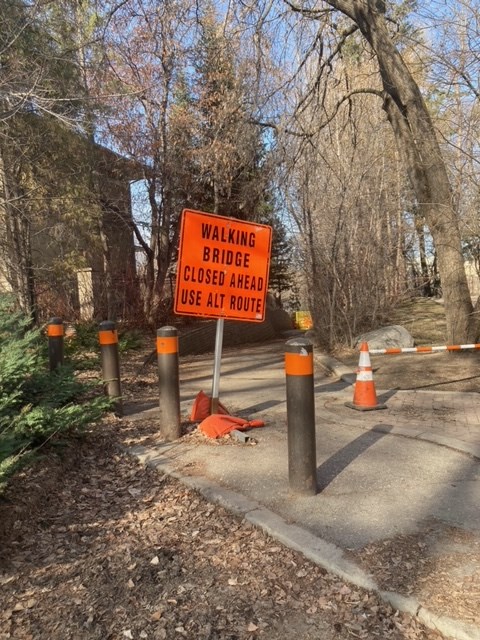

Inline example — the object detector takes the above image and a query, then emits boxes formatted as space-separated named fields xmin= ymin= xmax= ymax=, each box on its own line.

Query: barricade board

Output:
xmin=174 ymin=209 xmax=272 ymax=322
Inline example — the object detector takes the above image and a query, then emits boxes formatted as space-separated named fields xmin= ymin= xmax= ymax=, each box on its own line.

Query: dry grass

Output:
xmin=388 ymin=298 xmax=448 ymax=346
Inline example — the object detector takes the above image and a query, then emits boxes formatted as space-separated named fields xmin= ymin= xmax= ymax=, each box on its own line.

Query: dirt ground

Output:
xmin=339 ymin=349 xmax=480 ymax=393
xmin=0 ymin=298 xmax=478 ymax=640
xmin=335 ymin=298 xmax=480 ymax=392
xmin=0 ymin=422 xmax=443 ymax=640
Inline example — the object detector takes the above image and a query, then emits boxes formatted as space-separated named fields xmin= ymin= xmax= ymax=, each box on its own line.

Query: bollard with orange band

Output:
xmin=157 ymin=326 xmax=181 ymax=441
xmin=285 ymin=337 xmax=317 ymax=495
xmin=98 ymin=320 xmax=122 ymax=415
xmin=47 ymin=317 xmax=64 ymax=371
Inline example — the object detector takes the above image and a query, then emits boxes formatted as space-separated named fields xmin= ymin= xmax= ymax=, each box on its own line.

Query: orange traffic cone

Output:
xmin=345 ymin=342 xmax=387 ymax=411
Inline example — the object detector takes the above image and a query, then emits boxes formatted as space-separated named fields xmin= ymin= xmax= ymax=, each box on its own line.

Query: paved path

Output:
xmin=125 ymin=339 xmax=480 ymax=640
xmin=318 ymin=384 xmax=480 ymax=455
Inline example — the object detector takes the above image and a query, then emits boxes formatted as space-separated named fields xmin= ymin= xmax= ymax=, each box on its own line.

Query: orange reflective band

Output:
xmin=386 ymin=348 xmax=401 ymax=354
xmin=285 ymin=352 xmax=313 ymax=376
xmin=416 ymin=346 xmax=433 ymax=352
xmin=446 ymin=345 xmax=462 ymax=351
xmin=156 ymin=336 xmax=178 ymax=354
xmin=99 ymin=330 xmax=118 ymax=345
xmin=47 ymin=324 xmax=64 ymax=337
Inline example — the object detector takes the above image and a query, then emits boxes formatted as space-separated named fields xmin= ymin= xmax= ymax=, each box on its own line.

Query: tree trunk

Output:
xmin=0 ymin=144 xmax=37 ymax=320
xmin=415 ymin=215 xmax=432 ymax=297
xmin=324 ymin=0 xmax=478 ymax=342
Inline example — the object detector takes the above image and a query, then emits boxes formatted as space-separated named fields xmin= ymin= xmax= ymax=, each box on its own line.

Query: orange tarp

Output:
xmin=198 ymin=414 xmax=265 ymax=439
xmin=190 ymin=390 xmax=230 ymax=421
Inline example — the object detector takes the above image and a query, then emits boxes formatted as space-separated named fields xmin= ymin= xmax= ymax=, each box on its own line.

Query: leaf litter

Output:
xmin=0 ymin=416 xmax=445 ymax=640
xmin=0 ymin=335 xmax=470 ymax=640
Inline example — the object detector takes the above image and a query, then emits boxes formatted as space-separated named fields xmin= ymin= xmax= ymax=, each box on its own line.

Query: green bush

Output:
xmin=0 ymin=295 xmax=111 ymax=489
xmin=66 ymin=321 xmax=144 ymax=355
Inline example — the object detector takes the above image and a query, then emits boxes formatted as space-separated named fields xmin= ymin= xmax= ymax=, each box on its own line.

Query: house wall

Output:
xmin=465 ymin=261 xmax=480 ymax=300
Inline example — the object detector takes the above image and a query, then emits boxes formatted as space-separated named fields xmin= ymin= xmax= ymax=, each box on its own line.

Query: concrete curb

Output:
xmin=127 ymin=443 xmax=480 ymax=640
xmin=315 ymin=353 xmax=355 ymax=382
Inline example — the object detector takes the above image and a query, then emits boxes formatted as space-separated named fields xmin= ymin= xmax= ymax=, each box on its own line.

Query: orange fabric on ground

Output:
xmin=190 ymin=390 xmax=230 ymax=421
xmin=199 ymin=414 xmax=265 ymax=439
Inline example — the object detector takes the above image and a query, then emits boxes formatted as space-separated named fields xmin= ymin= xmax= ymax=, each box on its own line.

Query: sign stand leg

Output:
xmin=211 ymin=318 xmax=224 ymax=413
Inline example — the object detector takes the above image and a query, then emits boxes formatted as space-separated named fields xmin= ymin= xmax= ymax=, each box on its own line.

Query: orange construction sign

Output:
xmin=174 ymin=209 xmax=272 ymax=322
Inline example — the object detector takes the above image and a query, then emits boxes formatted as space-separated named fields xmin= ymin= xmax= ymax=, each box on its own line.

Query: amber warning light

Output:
xmin=174 ymin=209 xmax=272 ymax=322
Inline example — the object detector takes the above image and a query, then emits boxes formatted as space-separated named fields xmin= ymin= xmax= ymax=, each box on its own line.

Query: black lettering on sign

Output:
xmin=206 ymin=292 xmax=226 ymax=309
xmin=229 ymin=274 xmax=264 ymax=291
xmin=201 ymin=223 xmax=256 ymax=248
xmin=229 ymin=294 xmax=262 ymax=314
xmin=184 ymin=265 xmax=225 ymax=286
xmin=202 ymin=246 xmax=250 ymax=268
xmin=180 ymin=288 xmax=202 ymax=307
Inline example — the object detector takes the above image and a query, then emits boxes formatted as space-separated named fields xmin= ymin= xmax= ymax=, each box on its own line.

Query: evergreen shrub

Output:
xmin=0 ymin=295 xmax=111 ymax=489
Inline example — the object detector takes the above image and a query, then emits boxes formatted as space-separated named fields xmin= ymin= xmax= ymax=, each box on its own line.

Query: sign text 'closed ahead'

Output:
xmin=174 ymin=209 xmax=272 ymax=322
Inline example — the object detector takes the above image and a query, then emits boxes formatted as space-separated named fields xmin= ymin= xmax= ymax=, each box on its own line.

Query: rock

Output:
xmin=354 ymin=325 xmax=414 ymax=350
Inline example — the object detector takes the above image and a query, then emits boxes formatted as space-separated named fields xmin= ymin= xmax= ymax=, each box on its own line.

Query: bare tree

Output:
xmin=0 ymin=0 xmax=86 ymax=318
xmin=419 ymin=0 xmax=480 ymax=290
xmin=235 ymin=0 xmax=479 ymax=342
xmin=281 ymin=54 xmax=407 ymax=348
xmin=292 ymin=0 xmax=478 ymax=342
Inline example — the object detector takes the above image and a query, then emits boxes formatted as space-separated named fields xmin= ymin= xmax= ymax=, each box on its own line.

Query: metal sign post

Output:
xmin=211 ymin=318 xmax=224 ymax=413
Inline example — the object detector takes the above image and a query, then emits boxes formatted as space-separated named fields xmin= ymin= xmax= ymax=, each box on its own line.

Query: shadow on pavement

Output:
xmin=316 ymin=425 xmax=392 ymax=492
xmin=241 ymin=399 xmax=283 ymax=414
xmin=377 ymin=389 xmax=399 ymax=403
xmin=314 ymin=380 xmax=352 ymax=393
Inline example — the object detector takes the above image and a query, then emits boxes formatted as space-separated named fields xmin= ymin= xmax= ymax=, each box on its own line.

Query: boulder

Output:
xmin=354 ymin=325 xmax=414 ymax=350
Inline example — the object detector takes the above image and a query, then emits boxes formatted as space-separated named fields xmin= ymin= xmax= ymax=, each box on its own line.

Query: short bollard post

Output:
xmin=157 ymin=326 xmax=181 ymax=441
xmin=285 ymin=337 xmax=317 ymax=495
xmin=98 ymin=321 xmax=122 ymax=415
xmin=47 ymin=317 xmax=64 ymax=371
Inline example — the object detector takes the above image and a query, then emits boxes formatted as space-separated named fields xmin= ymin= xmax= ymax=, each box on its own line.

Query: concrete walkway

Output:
xmin=125 ymin=339 xmax=480 ymax=640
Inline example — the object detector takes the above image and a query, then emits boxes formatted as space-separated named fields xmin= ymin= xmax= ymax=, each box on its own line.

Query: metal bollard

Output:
xmin=98 ymin=320 xmax=122 ymax=415
xmin=285 ymin=337 xmax=317 ymax=495
xmin=47 ymin=317 xmax=64 ymax=371
xmin=157 ymin=326 xmax=181 ymax=441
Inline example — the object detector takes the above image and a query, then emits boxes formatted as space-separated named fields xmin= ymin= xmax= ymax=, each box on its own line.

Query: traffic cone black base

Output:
xmin=344 ymin=400 xmax=387 ymax=412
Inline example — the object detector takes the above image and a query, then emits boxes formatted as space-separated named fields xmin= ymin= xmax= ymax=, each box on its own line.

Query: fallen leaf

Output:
xmin=150 ymin=556 xmax=159 ymax=565
xmin=247 ymin=622 xmax=258 ymax=632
